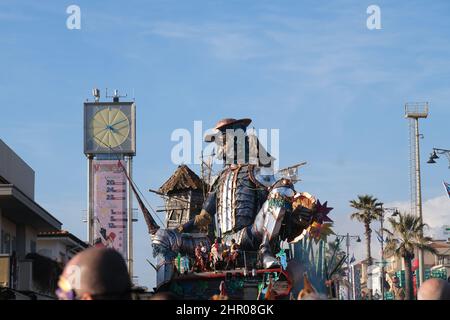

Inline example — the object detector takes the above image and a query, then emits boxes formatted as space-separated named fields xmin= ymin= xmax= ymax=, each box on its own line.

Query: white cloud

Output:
xmin=145 ymin=21 xmax=269 ymax=61
xmin=337 ymin=194 xmax=450 ymax=264
xmin=385 ymin=195 xmax=450 ymax=239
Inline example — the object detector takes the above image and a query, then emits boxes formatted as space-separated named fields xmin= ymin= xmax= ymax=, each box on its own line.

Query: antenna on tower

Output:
xmin=106 ymin=88 xmax=128 ymax=102
xmin=92 ymin=88 xmax=100 ymax=102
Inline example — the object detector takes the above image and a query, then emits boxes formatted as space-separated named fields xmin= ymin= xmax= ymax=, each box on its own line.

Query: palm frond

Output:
xmin=383 ymin=212 xmax=436 ymax=258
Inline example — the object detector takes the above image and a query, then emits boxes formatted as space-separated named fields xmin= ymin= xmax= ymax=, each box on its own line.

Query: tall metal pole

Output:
xmin=414 ymin=118 xmax=425 ymax=286
xmin=346 ymin=233 xmax=351 ymax=300
xmin=87 ymin=155 xmax=94 ymax=245
xmin=126 ymin=156 xmax=134 ymax=281
xmin=380 ymin=206 xmax=385 ymax=300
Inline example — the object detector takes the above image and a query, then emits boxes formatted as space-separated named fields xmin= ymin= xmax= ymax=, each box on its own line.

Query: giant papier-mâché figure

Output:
xmin=149 ymin=118 xmax=333 ymax=286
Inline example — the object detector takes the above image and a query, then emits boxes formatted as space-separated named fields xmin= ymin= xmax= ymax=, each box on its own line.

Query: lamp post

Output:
xmin=379 ymin=206 xmax=399 ymax=300
xmin=427 ymin=148 xmax=450 ymax=168
xmin=335 ymin=233 xmax=361 ymax=300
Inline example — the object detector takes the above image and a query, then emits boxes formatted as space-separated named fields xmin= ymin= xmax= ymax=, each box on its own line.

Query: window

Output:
xmin=3 ymin=232 xmax=11 ymax=254
xmin=30 ymin=240 xmax=36 ymax=253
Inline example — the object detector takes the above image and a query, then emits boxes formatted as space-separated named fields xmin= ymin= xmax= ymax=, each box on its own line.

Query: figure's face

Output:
xmin=214 ymin=128 xmax=247 ymax=164
xmin=214 ymin=132 xmax=225 ymax=160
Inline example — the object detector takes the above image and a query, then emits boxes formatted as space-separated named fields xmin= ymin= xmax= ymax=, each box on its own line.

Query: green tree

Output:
xmin=383 ymin=212 xmax=436 ymax=300
xmin=349 ymin=195 xmax=383 ymax=299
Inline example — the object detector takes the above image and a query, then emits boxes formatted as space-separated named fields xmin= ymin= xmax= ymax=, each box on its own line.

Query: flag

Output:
xmin=443 ymin=181 xmax=450 ymax=199
xmin=375 ymin=230 xmax=384 ymax=244
xmin=349 ymin=254 xmax=355 ymax=264
xmin=117 ymin=160 xmax=160 ymax=234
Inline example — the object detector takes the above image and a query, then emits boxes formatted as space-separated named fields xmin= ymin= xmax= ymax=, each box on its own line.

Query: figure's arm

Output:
xmin=178 ymin=191 xmax=216 ymax=233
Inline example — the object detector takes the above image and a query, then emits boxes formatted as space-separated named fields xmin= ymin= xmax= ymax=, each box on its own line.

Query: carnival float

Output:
xmin=124 ymin=118 xmax=343 ymax=300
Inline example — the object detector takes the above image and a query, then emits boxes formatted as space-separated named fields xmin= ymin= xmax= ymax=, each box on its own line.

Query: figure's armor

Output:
xmin=152 ymin=230 xmax=211 ymax=287
xmin=188 ymin=164 xmax=296 ymax=268
xmin=204 ymin=164 xmax=268 ymax=240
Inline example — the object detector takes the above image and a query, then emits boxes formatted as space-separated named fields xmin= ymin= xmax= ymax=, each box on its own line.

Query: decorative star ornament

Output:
xmin=313 ymin=200 xmax=333 ymax=224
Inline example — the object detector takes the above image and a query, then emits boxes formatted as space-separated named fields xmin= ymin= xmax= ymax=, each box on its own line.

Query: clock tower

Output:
xmin=83 ymin=88 xmax=136 ymax=279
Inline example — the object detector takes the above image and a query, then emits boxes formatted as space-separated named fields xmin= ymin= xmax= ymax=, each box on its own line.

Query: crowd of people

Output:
xmin=55 ymin=247 xmax=450 ymax=300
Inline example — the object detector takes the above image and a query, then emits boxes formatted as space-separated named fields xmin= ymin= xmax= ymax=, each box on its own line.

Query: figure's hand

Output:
xmin=193 ymin=209 xmax=212 ymax=229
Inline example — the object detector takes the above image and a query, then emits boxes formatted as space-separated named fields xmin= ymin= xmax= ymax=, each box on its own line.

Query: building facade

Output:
xmin=0 ymin=139 xmax=86 ymax=299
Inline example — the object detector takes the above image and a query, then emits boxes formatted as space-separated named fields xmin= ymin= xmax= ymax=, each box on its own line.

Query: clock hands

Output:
xmin=110 ymin=118 xmax=128 ymax=128
xmin=94 ymin=126 xmax=110 ymax=135
xmin=93 ymin=135 xmax=111 ymax=149
xmin=95 ymin=120 xmax=126 ymax=137
xmin=96 ymin=124 xmax=127 ymax=148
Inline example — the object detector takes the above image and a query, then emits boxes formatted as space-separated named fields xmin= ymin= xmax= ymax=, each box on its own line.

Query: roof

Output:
xmin=159 ymin=165 xmax=205 ymax=194
xmin=0 ymin=139 xmax=35 ymax=199
xmin=430 ymin=241 xmax=450 ymax=249
xmin=38 ymin=230 xmax=88 ymax=248
xmin=357 ymin=257 xmax=379 ymax=265
xmin=0 ymin=184 xmax=62 ymax=231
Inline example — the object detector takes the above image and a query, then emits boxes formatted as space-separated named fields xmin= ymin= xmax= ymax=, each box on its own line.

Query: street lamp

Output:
xmin=335 ymin=233 xmax=361 ymax=300
xmin=378 ymin=206 xmax=399 ymax=300
xmin=427 ymin=148 xmax=450 ymax=168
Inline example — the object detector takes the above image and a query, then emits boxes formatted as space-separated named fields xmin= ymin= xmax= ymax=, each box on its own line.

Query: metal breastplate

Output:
xmin=216 ymin=165 xmax=264 ymax=237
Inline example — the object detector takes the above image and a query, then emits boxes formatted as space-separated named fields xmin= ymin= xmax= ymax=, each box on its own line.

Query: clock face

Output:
xmin=84 ymin=102 xmax=135 ymax=155
xmin=91 ymin=107 xmax=130 ymax=149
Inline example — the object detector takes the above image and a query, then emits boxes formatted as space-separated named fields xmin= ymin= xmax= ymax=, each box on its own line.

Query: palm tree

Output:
xmin=349 ymin=195 xmax=383 ymax=298
xmin=350 ymin=195 xmax=383 ymax=265
xmin=383 ymin=212 xmax=436 ymax=300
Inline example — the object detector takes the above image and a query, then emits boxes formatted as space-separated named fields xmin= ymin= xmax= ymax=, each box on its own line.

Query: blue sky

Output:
xmin=1 ymin=0 xmax=449 ymax=289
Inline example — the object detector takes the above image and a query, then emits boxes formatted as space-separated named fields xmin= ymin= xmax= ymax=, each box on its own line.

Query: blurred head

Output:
xmin=150 ymin=292 xmax=178 ymax=300
xmin=417 ymin=278 xmax=450 ymax=300
xmin=286 ymin=260 xmax=305 ymax=293
xmin=57 ymin=247 xmax=132 ymax=300
xmin=297 ymin=273 xmax=318 ymax=300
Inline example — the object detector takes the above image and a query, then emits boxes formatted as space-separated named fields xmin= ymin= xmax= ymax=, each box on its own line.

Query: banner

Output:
xmin=443 ymin=181 xmax=450 ymax=199
xmin=93 ymin=160 xmax=128 ymax=258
